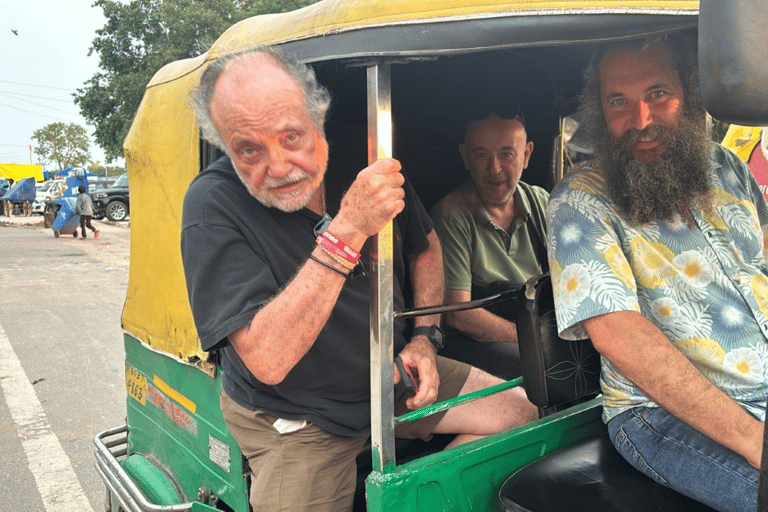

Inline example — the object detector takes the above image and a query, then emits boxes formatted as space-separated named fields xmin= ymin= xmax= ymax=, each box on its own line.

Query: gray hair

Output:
xmin=191 ymin=46 xmax=332 ymax=151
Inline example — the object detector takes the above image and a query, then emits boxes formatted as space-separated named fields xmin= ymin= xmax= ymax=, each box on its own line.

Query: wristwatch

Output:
xmin=412 ymin=325 xmax=445 ymax=351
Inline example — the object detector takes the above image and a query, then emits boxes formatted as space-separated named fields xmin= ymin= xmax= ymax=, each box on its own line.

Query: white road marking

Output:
xmin=0 ymin=321 xmax=94 ymax=512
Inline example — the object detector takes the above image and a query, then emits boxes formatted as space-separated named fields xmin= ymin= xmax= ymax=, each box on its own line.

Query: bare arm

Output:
xmin=229 ymin=159 xmax=405 ymax=385
xmin=396 ymin=230 xmax=443 ymax=409
xmin=444 ymin=289 xmax=518 ymax=343
xmin=409 ymin=230 xmax=444 ymax=329
xmin=584 ymin=310 xmax=764 ymax=468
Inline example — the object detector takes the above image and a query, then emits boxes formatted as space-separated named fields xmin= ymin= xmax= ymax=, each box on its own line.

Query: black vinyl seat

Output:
xmin=497 ymin=273 xmax=716 ymax=512
xmin=498 ymin=434 xmax=716 ymax=512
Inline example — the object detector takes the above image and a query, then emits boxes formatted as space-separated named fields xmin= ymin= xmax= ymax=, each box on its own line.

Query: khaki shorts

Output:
xmin=221 ymin=356 xmax=470 ymax=512
xmin=394 ymin=355 xmax=471 ymax=440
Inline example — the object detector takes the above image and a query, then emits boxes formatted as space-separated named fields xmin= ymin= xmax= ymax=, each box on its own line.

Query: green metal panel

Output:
xmin=366 ymin=399 xmax=604 ymax=512
xmin=123 ymin=334 xmax=249 ymax=512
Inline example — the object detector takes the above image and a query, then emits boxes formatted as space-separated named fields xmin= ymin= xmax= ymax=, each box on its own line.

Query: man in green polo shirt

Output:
xmin=430 ymin=110 xmax=549 ymax=379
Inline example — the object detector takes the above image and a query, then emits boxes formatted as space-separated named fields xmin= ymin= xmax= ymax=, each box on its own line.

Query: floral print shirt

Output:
xmin=547 ymin=144 xmax=768 ymax=423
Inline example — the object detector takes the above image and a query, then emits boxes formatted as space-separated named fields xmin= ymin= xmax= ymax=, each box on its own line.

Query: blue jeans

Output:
xmin=608 ymin=407 xmax=758 ymax=512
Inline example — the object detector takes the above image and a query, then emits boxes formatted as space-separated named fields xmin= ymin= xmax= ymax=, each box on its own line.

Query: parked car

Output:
xmin=91 ymin=173 xmax=129 ymax=221
xmin=32 ymin=179 xmax=68 ymax=214
xmin=89 ymin=176 xmax=118 ymax=191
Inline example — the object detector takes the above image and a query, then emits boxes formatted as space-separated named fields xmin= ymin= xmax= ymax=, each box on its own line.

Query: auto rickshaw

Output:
xmin=93 ymin=1 xmax=768 ymax=511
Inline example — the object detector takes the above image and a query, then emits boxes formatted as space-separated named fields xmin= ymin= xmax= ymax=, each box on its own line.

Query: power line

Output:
xmin=0 ymin=90 xmax=73 ymax=103
xmin=0 ymin=92 xmax=79 ymax=116
xmin=0 ymin=101 xmax=75 ymax=122
xmin=0 ymin=79 xmax=74 ymax=92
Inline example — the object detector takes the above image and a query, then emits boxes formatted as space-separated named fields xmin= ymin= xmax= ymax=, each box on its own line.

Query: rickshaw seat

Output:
xmin=498 ymin=434 xmax=716 ymax=512
xmin=498 ymin=273 xmax=716 ymax=512
xmin=512 ymin=273 xmax=601 ymax=416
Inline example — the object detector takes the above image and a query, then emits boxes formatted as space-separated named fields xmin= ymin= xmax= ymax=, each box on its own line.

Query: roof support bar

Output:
xmin=367 ymin=62 xmax=396 ymax=472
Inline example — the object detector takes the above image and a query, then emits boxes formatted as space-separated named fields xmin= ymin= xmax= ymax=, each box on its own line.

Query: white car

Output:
xmin=32 ymin=180 xmax=68 ymax=214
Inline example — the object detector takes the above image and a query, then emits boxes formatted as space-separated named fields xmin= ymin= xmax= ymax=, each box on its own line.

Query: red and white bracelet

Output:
xmin=315 ymin=230 xmax=360 ymax=269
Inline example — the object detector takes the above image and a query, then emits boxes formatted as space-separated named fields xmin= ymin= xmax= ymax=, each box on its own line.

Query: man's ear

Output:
xmin=522 ymin=141 xmax=534 ymax=169
xmin=459 ymin=144 xmax=470 ymax=170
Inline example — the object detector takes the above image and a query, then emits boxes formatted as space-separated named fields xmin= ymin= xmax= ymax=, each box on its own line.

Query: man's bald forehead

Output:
xmin=464 ymin=115 xmax=526 ymax=145
xmin=215 ymin=52 xmax=298 ymax=96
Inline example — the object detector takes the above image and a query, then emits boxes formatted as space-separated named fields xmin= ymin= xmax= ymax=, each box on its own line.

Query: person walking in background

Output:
xmin=76 ymin=185 xmax=99 ymax=239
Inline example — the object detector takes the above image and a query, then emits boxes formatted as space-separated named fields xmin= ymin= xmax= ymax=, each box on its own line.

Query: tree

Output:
xmin=90 ymin=161 xmax=127 ymax=176
xmin=32 ymin=122 xmax=91 ymax=170
xmin=75 ymin=0 xmax=320 ymax=162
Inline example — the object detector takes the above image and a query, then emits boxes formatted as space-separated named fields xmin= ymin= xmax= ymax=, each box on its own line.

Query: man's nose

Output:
xmin=629 ymin=101 xmax=653 ymax=131
xmin=487 ymin=155 xmax=502 ymax=173
xmin=267 ymin=144 xmax=291 ymax=176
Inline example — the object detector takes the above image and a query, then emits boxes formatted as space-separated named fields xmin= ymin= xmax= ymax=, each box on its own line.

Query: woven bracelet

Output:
xmin=320 ymin=230 xmax=360 ymax=263
xmin=316 ymin=236 xmax=356 ymax=268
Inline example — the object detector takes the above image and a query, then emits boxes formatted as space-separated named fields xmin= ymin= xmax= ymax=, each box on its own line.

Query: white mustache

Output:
xmin=264 ymin=171 xmax=308 ymax=190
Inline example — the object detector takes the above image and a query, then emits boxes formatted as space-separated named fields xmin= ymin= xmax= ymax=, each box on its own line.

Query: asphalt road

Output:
xmin=0 ymin=217 xmax=129 ymax=512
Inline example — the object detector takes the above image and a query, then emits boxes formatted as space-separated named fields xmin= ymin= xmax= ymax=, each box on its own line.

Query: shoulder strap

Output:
xmin=520 ymin=185 xmax=549 ymax=273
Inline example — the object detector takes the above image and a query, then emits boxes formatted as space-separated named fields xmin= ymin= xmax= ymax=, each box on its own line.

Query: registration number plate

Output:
xmin=125 ymin=364 xmax=147 ymax=405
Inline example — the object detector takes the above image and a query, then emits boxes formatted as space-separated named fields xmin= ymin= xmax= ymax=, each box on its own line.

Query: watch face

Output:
xmin=432 ymin=326 xmax=445 ymax=349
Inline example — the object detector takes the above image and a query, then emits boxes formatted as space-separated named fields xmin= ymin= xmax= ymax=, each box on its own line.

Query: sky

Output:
xmin=2 ymin=0 xmax=122 ymax=170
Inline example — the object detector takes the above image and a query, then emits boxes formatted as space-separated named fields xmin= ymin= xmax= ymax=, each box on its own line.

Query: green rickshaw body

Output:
xmin=94 ymin=1 xmax=700 ymax=511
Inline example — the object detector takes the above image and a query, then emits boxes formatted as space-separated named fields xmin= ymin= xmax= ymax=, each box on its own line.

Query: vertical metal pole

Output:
xmin=555 ymin=116 xmax=565 ymax=185
xmin=367 ymin=62 xmax=396 ymax=472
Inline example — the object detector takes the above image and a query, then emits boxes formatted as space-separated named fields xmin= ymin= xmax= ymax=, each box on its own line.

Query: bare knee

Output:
xmin=435 ymin=367 xmax=538 ymax=436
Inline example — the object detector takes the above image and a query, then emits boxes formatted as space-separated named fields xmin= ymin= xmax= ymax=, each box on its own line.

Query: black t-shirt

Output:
xmin=181 ymin=155 xmax=433 ymax=436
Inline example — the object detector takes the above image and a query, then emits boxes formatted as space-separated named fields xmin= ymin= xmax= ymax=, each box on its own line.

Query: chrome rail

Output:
xmin=93 ymin=425 xmax=195 ymax=512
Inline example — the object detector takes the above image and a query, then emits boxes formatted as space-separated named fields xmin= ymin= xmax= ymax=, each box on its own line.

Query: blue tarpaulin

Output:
xmin=50 ymin=174 xmax=87 ymax=236
xmin=53 ymin=197 xmax=80 ymax=234
xmin=2 ymin=177 xmax=35 ymax=202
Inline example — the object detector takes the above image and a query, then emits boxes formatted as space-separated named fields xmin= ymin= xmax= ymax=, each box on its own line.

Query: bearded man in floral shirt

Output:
xmin=547 ymin=33 xmax=766 ymax=512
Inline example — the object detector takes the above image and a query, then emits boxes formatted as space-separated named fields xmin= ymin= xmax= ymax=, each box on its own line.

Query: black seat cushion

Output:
xmin=498 ymin=433 xmax=717 ymax=512
xmin=514 ymin=274 xmax=601 ymax=413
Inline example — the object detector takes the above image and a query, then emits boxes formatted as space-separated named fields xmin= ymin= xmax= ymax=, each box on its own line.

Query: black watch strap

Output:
xmin=412 ymin=325 xmax=445 ymax=351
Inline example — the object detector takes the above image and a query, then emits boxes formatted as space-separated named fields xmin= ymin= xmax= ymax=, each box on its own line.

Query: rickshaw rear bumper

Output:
xmin=94 ymin=425 xmax=195 ymax=512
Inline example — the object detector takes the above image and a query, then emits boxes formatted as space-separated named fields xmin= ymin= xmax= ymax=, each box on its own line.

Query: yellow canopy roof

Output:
xmin=149 ymin=0 xmax=697 ymax=87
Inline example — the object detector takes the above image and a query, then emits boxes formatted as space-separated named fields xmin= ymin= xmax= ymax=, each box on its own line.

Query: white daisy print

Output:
xmin=559 ymin=263 xmax=590 ymax=311
xmin=650 ymin=297 xmax=681 ymax=326
xmin=673 ymin=251 xmax=713 ymax=288
xmin=723 ymin=347 xmax=764 ymax=384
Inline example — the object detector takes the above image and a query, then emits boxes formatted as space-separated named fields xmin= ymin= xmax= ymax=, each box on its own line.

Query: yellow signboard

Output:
xmin=0 ymin=163 xmax=44 ymax=182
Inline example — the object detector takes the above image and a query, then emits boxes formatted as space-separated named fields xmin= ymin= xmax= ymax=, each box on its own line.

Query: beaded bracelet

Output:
xmin=316 ymin=236 xmax=356 ymax=269
xmin=318 ymin=244 xmax=356 ymax=270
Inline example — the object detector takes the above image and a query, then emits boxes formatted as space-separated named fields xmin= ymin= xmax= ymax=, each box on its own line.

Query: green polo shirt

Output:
xmin=430 ymin=180 xmax=549 ymax=292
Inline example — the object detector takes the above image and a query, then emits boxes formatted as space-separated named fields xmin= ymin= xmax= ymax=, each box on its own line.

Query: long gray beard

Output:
xmin=594 ymin=118 xmax=713 ymax=226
